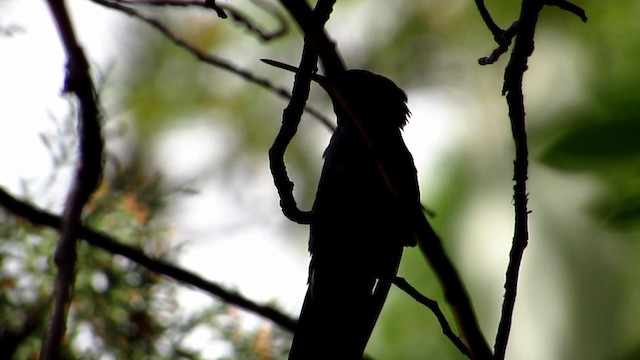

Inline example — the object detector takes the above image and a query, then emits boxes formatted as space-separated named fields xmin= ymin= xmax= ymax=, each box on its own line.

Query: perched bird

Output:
xmin=263 ymin=60 xmax=421 ymax=359
xmin=288 ymin=68 xmax=421 ymax=360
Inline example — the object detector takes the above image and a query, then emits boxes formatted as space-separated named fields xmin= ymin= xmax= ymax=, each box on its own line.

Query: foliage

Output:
xmin=0 ymin=118 xmax=291 ymax=359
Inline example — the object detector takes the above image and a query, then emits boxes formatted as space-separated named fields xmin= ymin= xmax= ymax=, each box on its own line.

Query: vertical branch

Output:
xmin=40 ymin=1 xmax=104 ymax=359
xmin=494 ymin=1 xmax=541 ymax=359
xmin=473 ymin=0 xmax=585 ymax=357
xmin=268 ymin=0 xmax=338 ymax=224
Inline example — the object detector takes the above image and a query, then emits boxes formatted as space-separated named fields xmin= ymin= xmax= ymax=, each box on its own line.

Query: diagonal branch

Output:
xmin=0 ymin=187 xmax=298 ymax=332
xmin=393 ymin=277 xmax=470 ymax=358
xmin=473 ymin=0 xmax=503 ymax=40
xmin=116 ymin=0 xmax=289 ymax=41
xmin=545 ymin=0 xmax=588 ymax=22
xmin=41 ymin=0 xmax=104 ymax=358
xmin=89 ymin=0 xmax=334 ymax=129
xmin=478 ymin=20 xmax=519 ymax=65
xmin=477 ymin=0 xmax=586 ymax=65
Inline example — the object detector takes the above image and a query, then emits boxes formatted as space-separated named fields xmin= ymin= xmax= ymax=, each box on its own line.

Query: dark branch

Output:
xmin=393 ymin=277 xmax=470 ymax=358
xmin=128 ymin=0 xmax=226 ymax=19
xmin=545 ymin=0 xmax=588 ymax=22
xmin=493 ymin=1 xmax=541 ymax=358
xmin=473 ymin=0 xmax=503 ymax=40
xmin=90 ymin=0 xmax=333 ymax=129
xmin=41 ymin=0 xmax=104 ymax=358
xmin=478 ymin=21 xmax=518 ymax=66
xmin=116 ymin=0 xmax=290 ymax=41
xmin=278 ymin=0 xmax=345 ymax=78
xmin=495 ymin=1 xmax=585 ymax=358
xmin=266 ymin=46 xmax=317 ymax=224
xmin=413 ymin=215 xmax=492 ymax=360
xmin=267 ymin=0 xmax=337 ymax=224
xmin=478 ymin=0 xmax=586 ymax=65
xmin=0 ymin=187 xmax=298 ymax=332
xmin=203 ymin=0 xmax=227 ymax=18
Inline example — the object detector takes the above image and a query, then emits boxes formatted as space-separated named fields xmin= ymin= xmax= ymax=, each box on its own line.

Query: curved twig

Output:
xmin=393 ymin=277 xmax=470 ymax=358
xmin=545 ymin=0 xmax=588 ymax=22
xmin=90 ymin=0 xmax=333 ymax=129
xmin=478 ymin=0 xmax=586 ymax=65
xmin=116 ymin=0 xmax=290 ymax=41
xmin=267 ymin=0 xmax=338 ymax=224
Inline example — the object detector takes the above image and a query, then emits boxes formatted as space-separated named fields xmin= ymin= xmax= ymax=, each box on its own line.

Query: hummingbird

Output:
xmin=264 ymin=60 xmax=421 ymax=359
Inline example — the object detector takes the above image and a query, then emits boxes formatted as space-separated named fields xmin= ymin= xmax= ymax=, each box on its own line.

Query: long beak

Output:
xmin=261 ymin=58 xmax=328 ymax=87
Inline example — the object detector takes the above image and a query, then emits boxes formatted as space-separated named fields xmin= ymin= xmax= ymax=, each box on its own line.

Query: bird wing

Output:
xmin=289 ymin=123 xmax=419 ymax=359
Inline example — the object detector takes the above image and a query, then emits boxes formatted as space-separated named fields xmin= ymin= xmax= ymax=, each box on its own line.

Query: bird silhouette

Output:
xmin=284 ymin=68 xmax=422 ymax=360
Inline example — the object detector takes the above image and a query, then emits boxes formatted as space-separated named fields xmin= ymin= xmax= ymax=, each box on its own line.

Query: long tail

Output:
xmin=288 ymin=250 xmax=402 ymax=359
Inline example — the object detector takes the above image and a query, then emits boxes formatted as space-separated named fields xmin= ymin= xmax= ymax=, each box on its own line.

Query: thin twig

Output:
xmin=478 ymin=21 xmax=519 ymax=65
xmin=393 ymin=277 xmax=470 ymax=358
xmin=413 ymin=215 xmax=492 ymax=360
xmin=473 ymin=0 xmax=503 ymax=39
xmin=545 ymin=0 xmax=588 ymax=22
xmin=117 ymin=0 xmax=290 ymax=41
xmin=478 ymin=0 xmax=586 ymax=65
xmin=0 ymin=187 xmax=298 ymax=332
xmin=89 ymin=0 xmax=334 ymax=129
xmin=202 ymin=0 xmax=225 ymax=19
xmin=125 ymin=0 xmax=226 ymax=18
xmin=40 ymin=0 xmax=104 ymax=358
xmin=473 ymin=0 xmax=518 ymax=65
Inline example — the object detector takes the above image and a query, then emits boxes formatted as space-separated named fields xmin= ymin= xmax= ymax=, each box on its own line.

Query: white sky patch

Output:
xmin=403 ymin=88 xmax=467 ymax=194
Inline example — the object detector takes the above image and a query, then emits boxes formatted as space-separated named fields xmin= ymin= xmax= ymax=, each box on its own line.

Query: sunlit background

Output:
xmin=1 ymin=0 xmax=640 ymax=359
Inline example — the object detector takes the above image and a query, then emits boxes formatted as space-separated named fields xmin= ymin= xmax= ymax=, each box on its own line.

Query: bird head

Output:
xmin=262 ymin=59 xmax=410 ymax=131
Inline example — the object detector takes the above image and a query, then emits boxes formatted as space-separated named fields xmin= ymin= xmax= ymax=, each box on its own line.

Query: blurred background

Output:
xmin=1 ymin=0 xmax=639 ymax=359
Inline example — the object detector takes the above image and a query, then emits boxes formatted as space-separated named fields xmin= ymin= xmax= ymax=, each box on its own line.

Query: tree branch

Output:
xmin=41 ymin=0 xmax=104 ymax=358
xmin=478 ymin=21 xmax=519 ymax=65
xmin=473 ymin=0 xmax=503 ymax=40
xmin=89 ymin=0 xmax=334 ymax=129
xmin=478 ymin=0 xmax=586 ymax=65
xmin=393 ymin=277 xmax=470 ymax=358
xmin=0 ymin=187 xmax=298 ymax=333
xmin=278 ymin=0 xmax=345 ymax=78
xmin=116 ymin=0 xmax=290 ymax=41
xmin=545 ymin=0 xmax=588 ymax=22
xmin=492 ymin=1 xmax=586 ymax=359
xmin=267 ymin=0 xmax=337 ymax=224
xmin=492 ymin=0 xmax=541 ymax=357
xmin=412 ymin=216 xmax=492 ymax=360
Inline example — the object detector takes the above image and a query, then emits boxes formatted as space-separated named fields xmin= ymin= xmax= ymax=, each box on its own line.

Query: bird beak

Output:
xmin=261 ymin=58 xmax=328 ymax=87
